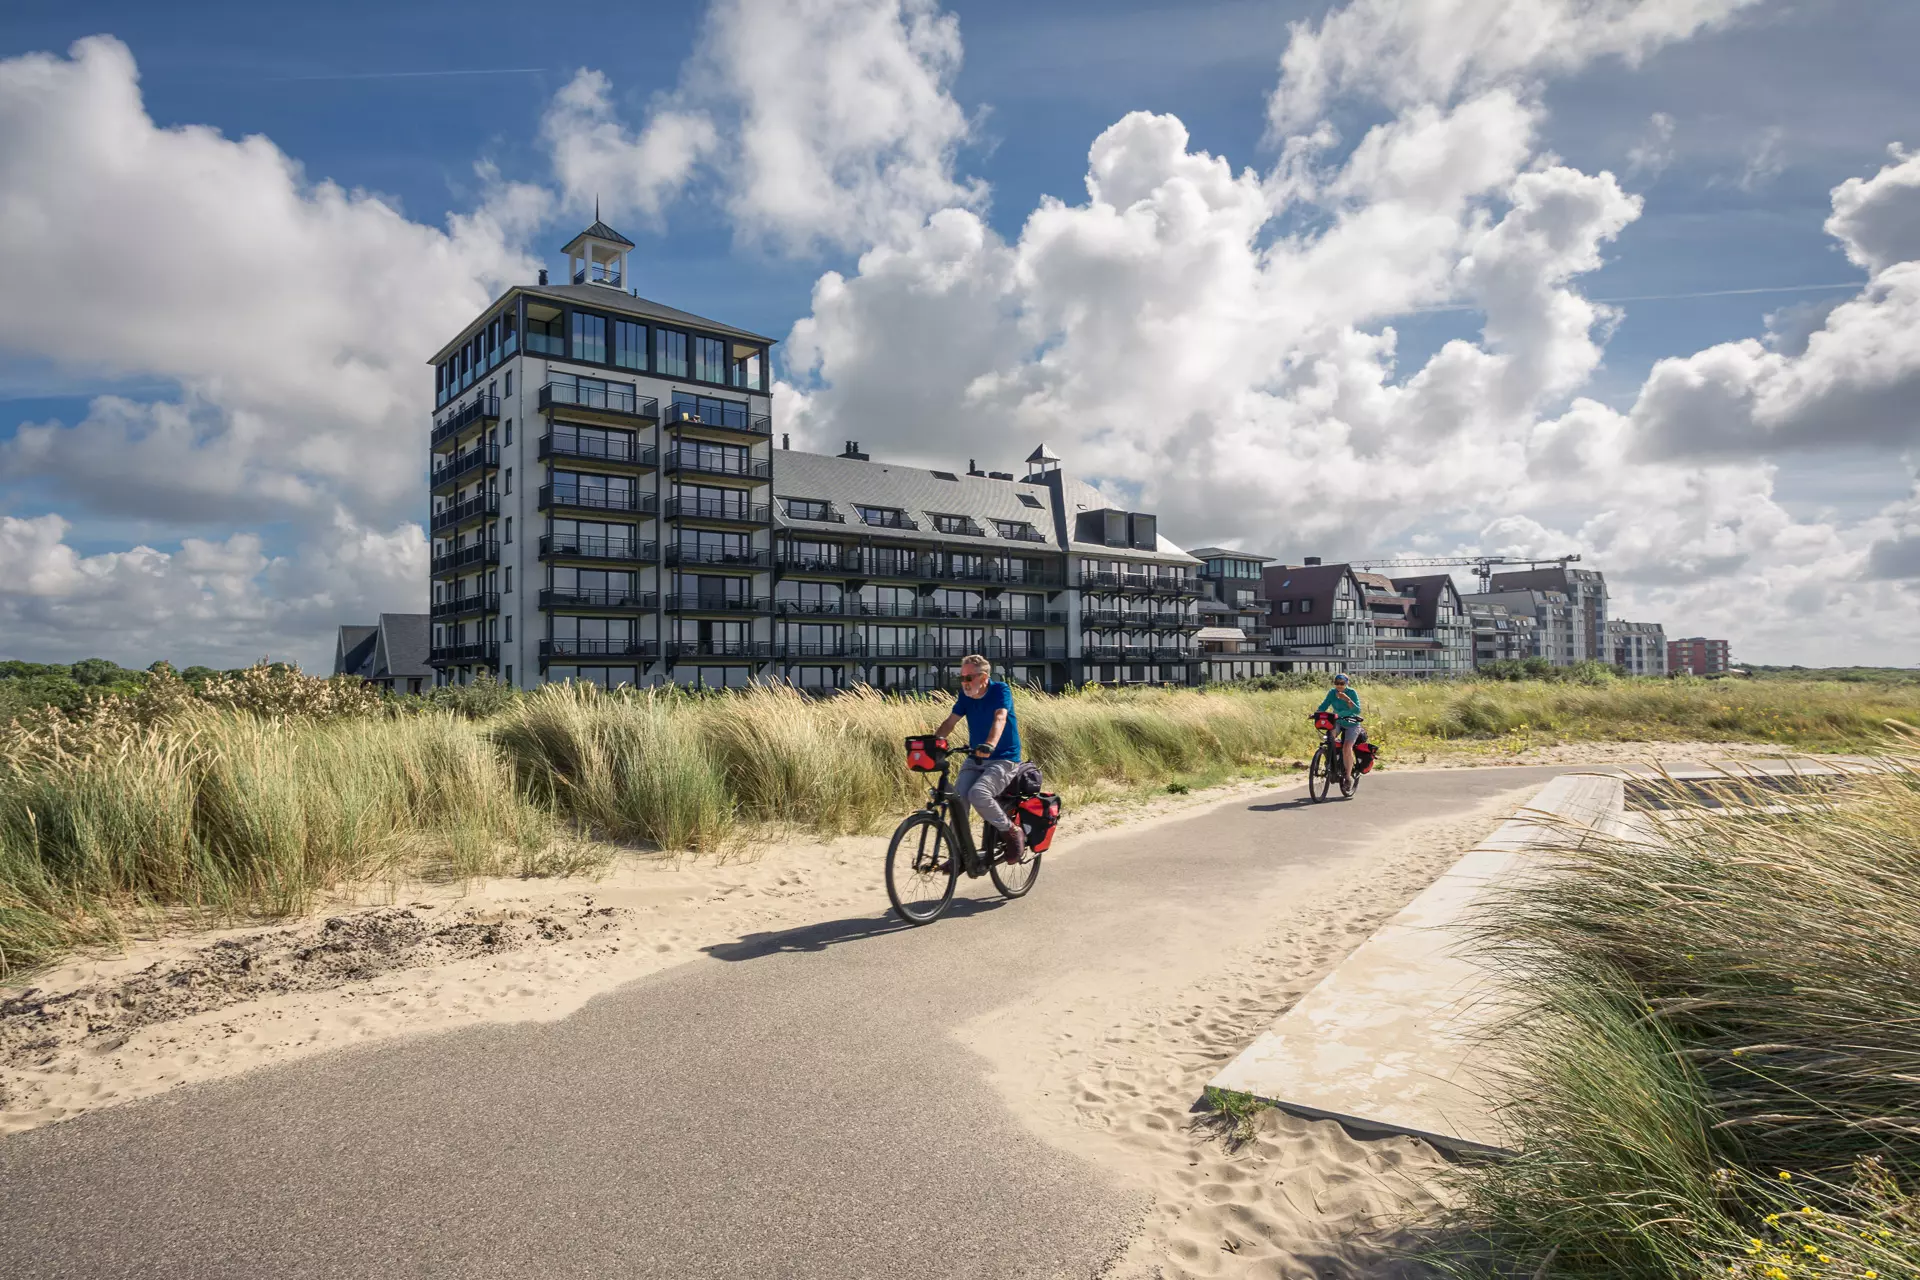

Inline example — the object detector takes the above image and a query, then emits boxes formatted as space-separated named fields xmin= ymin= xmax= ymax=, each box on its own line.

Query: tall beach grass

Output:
xmin=1439 ymin=766 xmax=1920 ymax=1278
xmin=3 ymin=669 xmax=1918 ymax=979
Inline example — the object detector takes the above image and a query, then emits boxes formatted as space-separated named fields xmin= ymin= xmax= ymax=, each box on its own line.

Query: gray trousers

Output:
xmin=955 ymin=757 xmax=1020 ymax=832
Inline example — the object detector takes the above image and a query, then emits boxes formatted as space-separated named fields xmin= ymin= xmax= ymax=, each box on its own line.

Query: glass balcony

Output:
xmin=538 ymin=535 xmax=656 ymax=563
xmin=538 ymin=433 xmax=656 ymax=468
xmin=538 ymin=485 xmax=656 ymax=515
xmin=430 ymin=394 xmax=500 ymax=449
xmin=538 ymin=589 xmax=658 ymax=611
xmin=430 ymin=540 xmax=499 ymax=575
xmin=539 ymin=381 xmax=659 ymax=420
xmin=664 ymin=394 xmax=772 ymax=436
xmin=430 ymin=491 xmax=497 ymax=533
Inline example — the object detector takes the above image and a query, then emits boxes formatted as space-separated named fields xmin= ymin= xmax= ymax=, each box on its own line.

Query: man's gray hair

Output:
xmin=961 ymin=654 xmax=992 ymax=675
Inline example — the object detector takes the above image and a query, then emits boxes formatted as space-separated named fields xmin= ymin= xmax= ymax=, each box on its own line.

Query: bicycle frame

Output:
xmin=920 ymin=756 xmax=998 ymax=876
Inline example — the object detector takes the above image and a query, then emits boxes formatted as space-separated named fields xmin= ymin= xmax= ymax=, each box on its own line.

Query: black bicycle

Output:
xmin=1308 ymin=711 xmax=1373 ymax=802
xmin=885 ymin=737 xmax=1051 ymax=925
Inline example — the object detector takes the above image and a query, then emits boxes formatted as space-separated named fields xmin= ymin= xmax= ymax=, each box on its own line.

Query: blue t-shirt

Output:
xmin=952 ymin=680 xmax=1021 ymax=762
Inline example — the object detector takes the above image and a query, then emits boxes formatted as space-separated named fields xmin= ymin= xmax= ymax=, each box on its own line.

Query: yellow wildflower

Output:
xmin=1779 ymin=1171 xmax=1792 ymax=1181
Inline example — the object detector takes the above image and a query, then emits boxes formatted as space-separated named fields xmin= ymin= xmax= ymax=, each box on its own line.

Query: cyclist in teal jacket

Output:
xmin=1317 ymin=672 xmax=1362 ymax=783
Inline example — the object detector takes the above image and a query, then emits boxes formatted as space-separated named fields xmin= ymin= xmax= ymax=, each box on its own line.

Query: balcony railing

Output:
xmin=997 ymin=526 xmax=1050 ymax=543
xmin=664 ymin=449 xmax=771 ymax=481
xmin=782 ymin=506 xmax=846 ymax=523
xmin=848 ymin=599 xmax=922 ymax=618
xmin=539 ymin=639 xmax=660 ymax=661
xmin=430 ymin=592 xmax=498 ymax=619
xmin=856 ymin=510 xmax=918 ymax=531
xmin=777 ymin=549 xmax=858 ymax=573
xmin=429 ymin=642 xmax=498 ymax=665
xmin=571 ymin=262 xmax=622 ymax=287
xmin=776 ymin=599 xmax=852 ymax=617
xmin=539 ymin=484 xmax=656 ymax=515
xmin=430 ymin=491 xmax=498 ymax=533
xmin=539 ymin=433 xmax=656 ymax=468
xmin=665 ymin=545 xmax=771 ymax=569
xmin=775 ymin=641 xmax=850 ymax=658
xmin=928 ymin=561 xmax=998 ymax=583
xmin=1002 ymin=608 xmax=1069 ymax=625
xmin=664 ymin=394 xmax=772 ymax=436
xmin=539 ymin=381 xmax=658 ymax=421
xmin=665 ymin=496 xmax=770 ymax=524
xmin=666 ymin=640 xmax=773 ymax=659
xmin=430 ymin=394 xmax=500 ymax=448
xmin=663 ymin=594 xmax=771 ymax=613
xmin=430 ymin=540 xmax=499 ymax=575
xmin=928 ymin=519 xmax=986 ymax=539
xmin=1153 ymin=647 xmax=1197 ymax=662
xmin=539 ymin=535 xmax=656 ymax=563
xmin=851 ymin=642 xmax=921 ymax=658
xmin=539 ymin=589 xmax=657 ymax=611
xmin=431 ymin=443 xmax=499 ymax=488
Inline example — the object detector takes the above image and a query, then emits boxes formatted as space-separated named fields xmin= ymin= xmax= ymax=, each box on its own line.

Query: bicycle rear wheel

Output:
xmin=1308 ymin=745 xmax=1332 ymax=802
xmin=886 ymin=812 xmax=959 ymax=925
xmin=989 ymin=835 xmax=1042 ymax=899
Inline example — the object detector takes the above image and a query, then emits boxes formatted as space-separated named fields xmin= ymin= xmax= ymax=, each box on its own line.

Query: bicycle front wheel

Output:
xmin=1308 ymin=745 xmax=1332 ymax=802
xmin=886 ymin=812 xmax=960 ymax=925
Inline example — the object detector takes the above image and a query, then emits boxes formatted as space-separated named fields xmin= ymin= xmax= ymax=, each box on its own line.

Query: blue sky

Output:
xmin=3 ymin=0 xmax=1918 ymax=668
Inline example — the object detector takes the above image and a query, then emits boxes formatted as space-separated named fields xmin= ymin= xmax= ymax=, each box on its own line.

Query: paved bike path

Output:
xmin=0 ymin=766 xmax=1569 ymax=1279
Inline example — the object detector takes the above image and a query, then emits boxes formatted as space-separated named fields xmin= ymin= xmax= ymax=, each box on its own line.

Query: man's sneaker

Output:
xmin=1001 ymin=820 xmax=1027 ymax=863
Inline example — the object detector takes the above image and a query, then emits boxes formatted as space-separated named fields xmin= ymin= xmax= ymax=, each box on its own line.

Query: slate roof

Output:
xmin=563 ymin=219 xmax=636 ymax=251
xmin=334 ymin=625 xmax=378 ymax=678
xmin=1388 ymin=574 xmax=1460 ymax=627
xmin=429 ymin=284 xmax=776 ymax=364
xmin=332 ymin=615 xmax=429 ymax=682
xmin=768 ymin=451 xmax=1203 ymax=567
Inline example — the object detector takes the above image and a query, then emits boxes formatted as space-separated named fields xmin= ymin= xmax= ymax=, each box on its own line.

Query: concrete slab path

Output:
xmin=0 ymin=765 xmax=1569 ymax=1280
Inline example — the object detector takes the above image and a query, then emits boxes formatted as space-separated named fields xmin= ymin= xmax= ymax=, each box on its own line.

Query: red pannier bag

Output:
xmin=1354 ymin=739 xmax=1378 ymax=774
xmin=905 ymin=736 xmax=950 ymax=772
xmin=1017 ymin=793 xmax=1063 ymax=853
xmin=1312 ymin=710 xmax=1337 ymax=731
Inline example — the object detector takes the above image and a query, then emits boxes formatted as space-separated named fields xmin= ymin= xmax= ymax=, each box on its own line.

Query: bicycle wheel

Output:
xmin=989 ymin=828 xmax=1043 ymax=899
xmin=1308 ymin=745 xmax=1332 ymax=802
xmin=886 ymin=812 xmax=959 ymax=925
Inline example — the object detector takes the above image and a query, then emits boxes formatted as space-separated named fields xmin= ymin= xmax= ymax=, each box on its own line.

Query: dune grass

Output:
xmin=1438 ymin=766 xmax=1920 ymax=1278
xmin=2 ymin=671 xmax=1917 ymax=979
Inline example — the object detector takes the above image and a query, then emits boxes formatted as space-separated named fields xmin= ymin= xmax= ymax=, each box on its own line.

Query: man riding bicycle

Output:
xmin=931 ymin=654 xmax=1025 ymax=862
xmin=1317 ymin=672 xmax=1362 ymax=785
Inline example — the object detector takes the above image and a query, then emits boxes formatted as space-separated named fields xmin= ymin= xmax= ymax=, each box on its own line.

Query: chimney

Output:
xmin=538 ymin=268 xmax=549 ymax=286
xmin=840 ymin=441 xmax=869 ymax=461
xmin=967 ymin=459 xmax=985 ymax=476
xmin=781 ymin=433 xmax=790 ymax=450
xmin=987 ymin=471 xmax=1014 ymax=481
xmin=1304 ymin=556 xmax=1322 ymax=566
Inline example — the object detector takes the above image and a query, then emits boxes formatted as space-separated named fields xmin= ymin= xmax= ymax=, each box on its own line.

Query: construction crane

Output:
xmin=1347 ymin=554 xmax=1582 ymax=594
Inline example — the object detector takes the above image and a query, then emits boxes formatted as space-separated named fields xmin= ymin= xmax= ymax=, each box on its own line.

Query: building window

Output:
xmin=1300 ymin=597 xmax=1313 ymax=611
xmin=505 ymin=617 xmax=513 ymax=642
xmin=856 ymin=504 xmax=911 ymax=529
xmin=504 ymin=418 xmax=513 ymax=445
xmin=505 ymin=517 xmax=513 ymax=544
xmin=527 ymin=311 xmax=562 ymax=356
xmin=930 ymin=514 xmax=972 ymax=535
xmin=994 ymin=520 xmax=1038 ymax=541
xmin=693 ymin=335 xmax=726 ymax=383
xmin=505 ymin=468 xmax=513 ymax=495
xmin=505 ymin=565 xmax=513 ymax=593
xmin=783 ymin=497 xmax=832 ymax=521
xmin=571 ymin=312 xmax=607 ymax=364
xmin=656 ymin=328 xmax=688 ymax=377
xmin=613 ymin=320 xmax=646 ymax=371
xmin=730 ymin=345 xmax=763 ymax=391
xmin=504 ymin=371 xmax=513 ymax=397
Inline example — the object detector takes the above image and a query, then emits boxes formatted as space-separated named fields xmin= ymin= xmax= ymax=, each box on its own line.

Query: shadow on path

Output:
xmin=1246 ymin=796 xmax=1329 ymax=812
xmin=702 ymin=896 xmax=1008 ymax=962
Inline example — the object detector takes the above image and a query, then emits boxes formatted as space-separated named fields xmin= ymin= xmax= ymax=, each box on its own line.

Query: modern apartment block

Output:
xmin=1186 ymin=547 xmax=1285 ymax=683
xmin=1669 ymin=636 xmax=1732 ymax=676
xmin=1481 ymin=566 xmax=1609 ymax=664
xmin=424 ymin=232 xmax=1202 ymax=693
xmin=427 ymin=220 xmax=776 ymax=690
xmin=1259 ymin=559 xmax=1470 ymax=677
xmin=1466 ymin=601 xmax=1538 ymax=667
xmin=1608 ymin=619 xmax=1669 ymax=676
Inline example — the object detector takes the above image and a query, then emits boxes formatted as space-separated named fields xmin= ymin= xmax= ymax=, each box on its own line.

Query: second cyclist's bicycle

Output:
xmin=1309 ymin=710 xmax=1377 ymax=802
xmin=885 ymin=736 xmax=1060 ymax=925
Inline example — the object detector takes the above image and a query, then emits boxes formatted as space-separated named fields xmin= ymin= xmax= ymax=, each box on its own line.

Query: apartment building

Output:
xmin=423 ymin=237 xmax=1202 ymax=693
xmin=1186 ymin=547 xmax=1285 ymax=683
xmin=1464 ymin=586 xmax=1576 ymax=664
xmin=1466 ymin=601 xmax=1537 ymax=667
xmin=427 ymin=219 xmax=776 ymax=689
xmin=1608 ymin=619 xmax=1669 ymax=676
xmin=1669 ymin=636 xmax=1732 ymax=676
xmin=1482 ymin=566 xmax=1609 ymax=664
xmin=1260 ymin=560 xmax=1470 ymax=677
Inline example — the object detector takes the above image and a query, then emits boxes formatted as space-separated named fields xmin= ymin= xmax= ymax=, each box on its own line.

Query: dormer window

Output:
xmin=930 ymin=513 xmax=982 ymax=536
xmin=784 ymin=498 xmax=832 ymax=522
xmin=994 ymin=519 xmax=1042 ymax=541
xmin=856 ymin=505 xmax=914 ymax=530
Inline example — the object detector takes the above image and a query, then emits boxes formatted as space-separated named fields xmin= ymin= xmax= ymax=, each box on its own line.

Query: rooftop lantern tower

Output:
xmin=561 ymin=207 xmax=635 ymax=290
xmin=1023 ymin=442 xmax=1062 ymax=482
